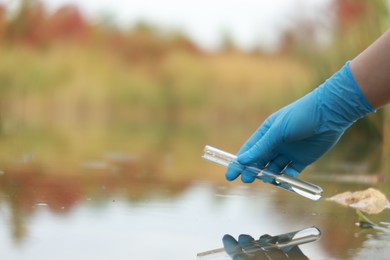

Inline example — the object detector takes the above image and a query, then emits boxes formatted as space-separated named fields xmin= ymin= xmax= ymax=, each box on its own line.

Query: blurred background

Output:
xmin=0 ymin=0 xmax=390 ymax=259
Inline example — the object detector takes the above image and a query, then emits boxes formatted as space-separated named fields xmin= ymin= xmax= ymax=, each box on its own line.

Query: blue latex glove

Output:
xmin=222 ymin=233 xmax=308 ymax=259
xmin=226 ymin=62 xmax=375 ymax=183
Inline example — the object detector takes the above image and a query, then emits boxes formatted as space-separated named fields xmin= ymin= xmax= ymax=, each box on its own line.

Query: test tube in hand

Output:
xmin=202 ymin=145 xmax=323 ymax=201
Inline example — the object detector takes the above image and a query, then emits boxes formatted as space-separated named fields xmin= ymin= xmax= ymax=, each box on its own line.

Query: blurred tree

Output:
xmin=133 ymin=21 xmax=157 ymax=35
xmin=335 ymin=0 xmax=367 ymax=31
xmin=169 ymin=31 xmax=199 ymax=53
xmin=6 ymin=0 xmax=47 ymax=46
xmin=47 ymin=5 xmax=88 ymax=43
xmin=0 ymin=4 xmax=5 ymax=42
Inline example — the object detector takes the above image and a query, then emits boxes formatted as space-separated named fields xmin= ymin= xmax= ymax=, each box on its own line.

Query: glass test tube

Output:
xmin=202 ymin=145 xmax=323 ymax=201
xmin=197 ymin=227 xmax=321 ymax=260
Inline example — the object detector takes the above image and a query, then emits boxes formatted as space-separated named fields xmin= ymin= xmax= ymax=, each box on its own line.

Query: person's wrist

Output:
xmin=345 ymin=61 xmax=376 ymax=113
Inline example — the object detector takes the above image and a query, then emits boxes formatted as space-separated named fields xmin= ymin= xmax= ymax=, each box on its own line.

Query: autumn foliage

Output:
xmin=0 ymin=0 xmax=200 ymax=62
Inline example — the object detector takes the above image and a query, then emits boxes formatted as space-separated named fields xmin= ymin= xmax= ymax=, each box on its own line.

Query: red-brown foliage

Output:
xmin=46 ymin=5 xmax=88 ymax=43
xmin=1 ymin=0 xmax=200 ymax=59
xmin=334 ymin=0 xmax=367 ymax=31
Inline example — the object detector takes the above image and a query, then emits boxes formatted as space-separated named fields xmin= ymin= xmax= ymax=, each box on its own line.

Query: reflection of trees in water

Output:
xmin=0 ymin=159 xmax=190 ymax=245
xmin=0 ymin=167 xmax=82 ymax=243
xmin=9 ymin=193 xmax=27 ymax=245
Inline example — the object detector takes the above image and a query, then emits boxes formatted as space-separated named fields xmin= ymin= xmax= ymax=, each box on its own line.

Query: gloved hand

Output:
xmin=222 ymin=233 xmax=308 ymax=260
xmin=226 ymin=62 xmax=375 ymax=183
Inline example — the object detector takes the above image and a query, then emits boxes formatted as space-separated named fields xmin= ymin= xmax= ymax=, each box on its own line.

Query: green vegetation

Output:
xmin=0 ymin=0 xmax=389 ymax=179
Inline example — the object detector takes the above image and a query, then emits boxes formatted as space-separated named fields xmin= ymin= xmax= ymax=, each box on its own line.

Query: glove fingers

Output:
xmin=241 ymin=164 xmax=266 ymax=183
xmin=225 ymin=166 xmax=241 ymax=181
xmin=227 ymin=160 xmax=273 ymax=183
xmin=238 ymin=234 xmax=255 ymax=244
xmin=259 ymin=234 xmax=272 ymax=240
xmin=265 ymin=155 xmax=291 ymax=174
xmin=241 ymin=168 xmax=256 ymax=183
xmin=282 ymin=162 xmax=306 ymax=178
xmin=228 ymin=121 xmax=275 ymax=182
xmin=227 ymin=165 xmax=260 ymax=183
xmin=237 ymin=119 xmax=273 ymax=156
xmin=223 ymin=235 xmax=254 ymax=260
xmin=223 ymin=234 xmax=244 ymax=257
xmin=223 ymin=234 xmax=239 ymax=251
xmin=238 ymin=126 xmax=281 ymax=165
xmin=225 ymin=160 xmax=246 ymax=181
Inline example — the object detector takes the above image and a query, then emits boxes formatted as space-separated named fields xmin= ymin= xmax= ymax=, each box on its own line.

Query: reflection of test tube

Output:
xmin=201 ymin=145 xmax=323 ymax=201
xmin=197 ymin=227 xmax=321 ymax=260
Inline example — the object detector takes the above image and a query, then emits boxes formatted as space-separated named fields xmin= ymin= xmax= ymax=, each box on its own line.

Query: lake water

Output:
xmin=0 ymin=120 xmax=389 ymax=259
xmin=0 ymin=164 xmax=389 ymax=259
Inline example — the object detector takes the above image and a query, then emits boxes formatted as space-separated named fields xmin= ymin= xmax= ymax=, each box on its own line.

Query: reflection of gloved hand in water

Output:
xmin=222 ymin=233 xmax=308 ymax=260
xmin=225 ymin=62 xmax=374 ymax=183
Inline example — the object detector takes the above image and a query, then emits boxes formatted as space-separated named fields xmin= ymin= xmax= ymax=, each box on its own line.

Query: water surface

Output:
xmin=1 ymin=167 xmax=389 ymax=259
